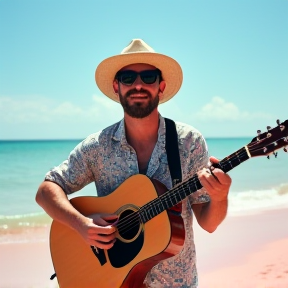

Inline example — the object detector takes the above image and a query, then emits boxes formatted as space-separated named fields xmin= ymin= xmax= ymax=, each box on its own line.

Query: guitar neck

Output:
xmin=140 ymin=146 xmax=250 ymax=223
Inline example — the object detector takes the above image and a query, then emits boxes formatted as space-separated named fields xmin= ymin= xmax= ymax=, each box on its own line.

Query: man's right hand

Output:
xmin=36 ymin=181 xmax=118 ymax=250
xmin=76 ymin=213 xmax=118 ymax=250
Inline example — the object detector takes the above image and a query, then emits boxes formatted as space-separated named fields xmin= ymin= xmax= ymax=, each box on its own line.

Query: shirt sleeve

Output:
xmin=44 ymin=140 xmax=94 ymax=195
xmin=180 ymin=127 xmax=211 ymax=205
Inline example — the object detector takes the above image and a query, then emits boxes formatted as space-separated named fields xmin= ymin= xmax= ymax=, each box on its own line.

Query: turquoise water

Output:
xmin=1 ymin=138 xmax=288 ymax=243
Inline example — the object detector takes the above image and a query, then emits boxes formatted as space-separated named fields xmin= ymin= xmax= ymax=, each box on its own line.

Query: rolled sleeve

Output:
xmin=45 ymin=141 xmax=94 ymax=194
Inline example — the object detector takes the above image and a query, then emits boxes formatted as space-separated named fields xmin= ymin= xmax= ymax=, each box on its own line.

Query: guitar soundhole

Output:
xmin=108 ymin=207 xmax=144 ymax=268
xmin=118 ymin=209 xmax=141 ymax=241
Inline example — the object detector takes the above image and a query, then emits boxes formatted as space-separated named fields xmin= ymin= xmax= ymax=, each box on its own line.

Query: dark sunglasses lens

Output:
xmin=140 ymin=71 xmax=158 ymax=84
xmin=119 ymin=71 xmax=137 ymax=85
xmin=117 ymin=70 xmax=159 ymax=85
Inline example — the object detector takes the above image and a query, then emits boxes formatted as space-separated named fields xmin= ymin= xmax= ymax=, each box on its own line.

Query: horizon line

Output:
xmin=0 ymin=136 xmax=254 ymax=142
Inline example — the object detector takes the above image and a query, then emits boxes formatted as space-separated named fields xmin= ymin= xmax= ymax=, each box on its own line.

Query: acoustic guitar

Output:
xmin=50 ymin=119 xmax=288 ymax=288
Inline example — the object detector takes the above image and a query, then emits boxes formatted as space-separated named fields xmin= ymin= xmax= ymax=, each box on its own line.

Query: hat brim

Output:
xmin=95 ymin=52 xmax=183 ymax=104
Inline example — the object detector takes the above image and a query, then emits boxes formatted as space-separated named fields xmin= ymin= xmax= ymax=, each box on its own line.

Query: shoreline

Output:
xmin=0 ymin=207 xmax=287 ymax=287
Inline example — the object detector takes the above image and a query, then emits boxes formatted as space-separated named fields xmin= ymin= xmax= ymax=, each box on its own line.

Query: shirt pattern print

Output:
xmin=45 ymin=115 xmax=210 ymax=288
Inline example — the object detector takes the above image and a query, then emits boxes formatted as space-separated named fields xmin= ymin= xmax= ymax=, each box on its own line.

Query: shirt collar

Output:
xmin=112 ymin=114 xmax=166 ymax=148
xmin=112 ymin=118 xmax=125 ymax=143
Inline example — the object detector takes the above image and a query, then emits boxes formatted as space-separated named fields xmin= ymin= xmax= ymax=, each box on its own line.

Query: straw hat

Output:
xmin=95 ymin=39 xmax=183 ymax=104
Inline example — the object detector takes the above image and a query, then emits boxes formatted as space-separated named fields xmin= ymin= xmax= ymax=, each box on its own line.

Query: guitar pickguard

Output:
xmin=108 ymin=231 xmax=144 ymax=268
xmin=90 ymin=246 xmax=107 ymax=266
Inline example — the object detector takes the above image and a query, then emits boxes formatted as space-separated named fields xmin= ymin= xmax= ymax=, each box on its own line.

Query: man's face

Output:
xmin=114 ymin=63 xmax=165 ymax=118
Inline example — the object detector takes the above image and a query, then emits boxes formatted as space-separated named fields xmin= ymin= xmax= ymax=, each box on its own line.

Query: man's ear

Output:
xmin=158 ymin=81 xmax=166 ymax=101
xmin=113 ymin=80 xmax=119 ymax=94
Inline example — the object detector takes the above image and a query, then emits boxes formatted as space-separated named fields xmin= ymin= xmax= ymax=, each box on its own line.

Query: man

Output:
xmin=36 ymin=39 xmax=231 ymax=288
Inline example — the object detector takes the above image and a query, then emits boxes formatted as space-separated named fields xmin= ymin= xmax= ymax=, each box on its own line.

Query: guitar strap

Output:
xmin=164 ymin=118 xmax=182 ymax=187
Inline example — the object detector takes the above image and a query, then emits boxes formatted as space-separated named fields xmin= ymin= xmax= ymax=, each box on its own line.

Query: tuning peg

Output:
xmin=273 ymin=152 xmax=278 ymax=158
xmin=277 ymin=119 xmax=285 ymax=131
xmin=266 ymin=126 xmax=272 ymax=137
xmin=256 ymin=130 xmax=261 ymax=140
xmin=284 ymin=147 xmax=287 ymax=153
xmin=263 ymin=147 xmax=270 ymax=160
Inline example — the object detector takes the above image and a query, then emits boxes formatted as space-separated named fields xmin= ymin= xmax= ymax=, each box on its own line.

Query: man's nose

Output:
xmin=134 ymin=75 xmax=143 ymax=90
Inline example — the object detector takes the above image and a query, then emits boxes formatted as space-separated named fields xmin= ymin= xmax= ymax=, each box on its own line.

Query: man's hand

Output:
xmin=76 ymin=213 xmax=118 ymax=250
xmin=193 ymin=156 xmax=231 ymax=232
xmin=36 ymin=181 xmax=119 ymax=249
xmin=197 ymin=156 xmax=231 ymax=202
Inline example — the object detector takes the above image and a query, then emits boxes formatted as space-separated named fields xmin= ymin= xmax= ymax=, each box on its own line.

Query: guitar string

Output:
xmin=115 ymin=147 xmax=249 ymax=234
xmin=116 ymin=144 xmax=273 ymax=234
xmin=116 ymin=138 xmax=283 ymax=235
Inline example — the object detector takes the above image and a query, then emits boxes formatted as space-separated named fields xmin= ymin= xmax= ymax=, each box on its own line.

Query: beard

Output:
xmin=119 ymin=88 xmax=160 ymax=119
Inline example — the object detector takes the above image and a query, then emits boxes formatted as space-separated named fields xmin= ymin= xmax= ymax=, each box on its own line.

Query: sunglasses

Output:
xmin=116 ymin=69 xmax=161 ymax=86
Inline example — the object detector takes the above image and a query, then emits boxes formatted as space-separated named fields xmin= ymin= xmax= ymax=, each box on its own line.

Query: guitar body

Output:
xmin=50 ymin=174 xmax=185 ymax=288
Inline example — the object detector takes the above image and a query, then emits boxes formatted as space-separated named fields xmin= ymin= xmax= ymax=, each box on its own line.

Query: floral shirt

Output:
xmin=45 ymin=115 xmax=210 ymax=288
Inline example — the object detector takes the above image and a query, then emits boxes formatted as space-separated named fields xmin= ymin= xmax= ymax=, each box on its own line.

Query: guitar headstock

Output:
xmin=248 ymin=119 xmax=288 ymax=158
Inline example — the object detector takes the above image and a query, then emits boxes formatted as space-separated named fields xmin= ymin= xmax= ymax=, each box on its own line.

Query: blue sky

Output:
xmin=1 ymin=0 xmax=287 ymax=139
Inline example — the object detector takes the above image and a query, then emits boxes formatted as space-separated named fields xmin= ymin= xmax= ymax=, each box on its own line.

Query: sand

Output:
xmin=195 ymin=208 xmax=288 ymax=288
xmin=0 ymin=208 xmax=287 ymax=288
xmin=0 ymin=241 xmax=57 ymax=288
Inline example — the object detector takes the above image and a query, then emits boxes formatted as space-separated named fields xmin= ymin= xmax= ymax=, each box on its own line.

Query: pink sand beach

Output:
xmin=0 ymin=208 xmax=287 ymax=288
xmin=195 ymin=208 xmax=288 ymax=288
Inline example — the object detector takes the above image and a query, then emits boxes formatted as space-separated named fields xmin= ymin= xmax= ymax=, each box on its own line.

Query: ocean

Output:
xmin=1 ymin=138 xmax=288 ymax=244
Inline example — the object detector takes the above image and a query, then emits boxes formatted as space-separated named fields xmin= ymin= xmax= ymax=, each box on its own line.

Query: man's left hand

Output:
xmin=197 ymin=156 xmax=232 ymax=202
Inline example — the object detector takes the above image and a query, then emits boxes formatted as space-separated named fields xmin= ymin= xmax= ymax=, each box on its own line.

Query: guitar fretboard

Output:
xmin=139 ymin=146 xmax=250 ymax=223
